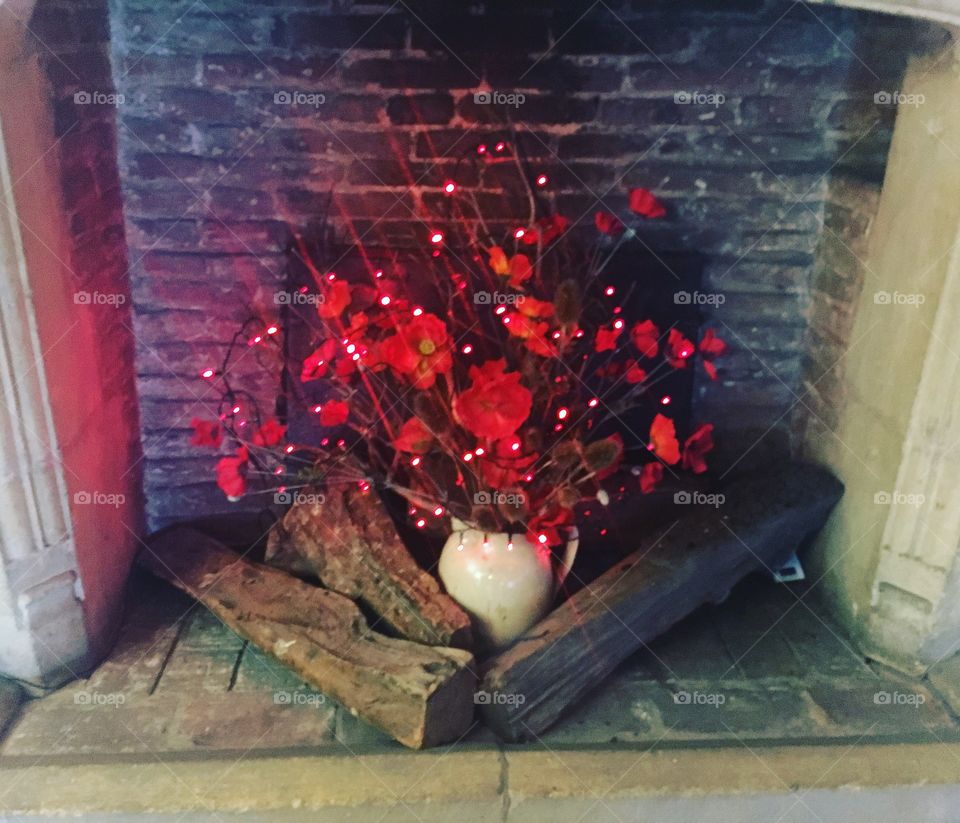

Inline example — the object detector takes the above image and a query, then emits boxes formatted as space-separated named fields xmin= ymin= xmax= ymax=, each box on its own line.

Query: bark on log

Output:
xmin=266 ymin=486 xmax=473 ymax=649
xmin=139 ymin=527 xmax=476 ymax=749
xmin=479 ymin=461 xmax=844 ymax=741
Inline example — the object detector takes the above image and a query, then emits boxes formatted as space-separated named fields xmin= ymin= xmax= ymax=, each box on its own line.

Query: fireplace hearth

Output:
xmin=2 ymin=0 xmax=960 ymax=817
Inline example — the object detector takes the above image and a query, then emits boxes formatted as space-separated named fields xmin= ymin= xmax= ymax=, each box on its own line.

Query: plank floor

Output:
xmin=2 ymin=569 xmax=959 ymax=757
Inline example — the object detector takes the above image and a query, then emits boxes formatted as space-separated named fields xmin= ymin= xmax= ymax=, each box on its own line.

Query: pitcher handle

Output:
xmin=555 ymin=526 xmax=580 ymax=589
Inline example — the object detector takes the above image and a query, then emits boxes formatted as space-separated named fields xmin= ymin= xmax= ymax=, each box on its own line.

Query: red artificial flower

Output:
xmin=480 ymin=437 xmax=537 ymax=488
xmin=505 ymin=312 xmax=552 ymax=358
xmin=252 ymin=418 xmax=286 ymax=447
xmin=538 ymin=215 xmax=570 ymax=244
xmin=301 ymin=339 xmax=337 ymax=383
xmin=190 ymin=418 xmax=222 ymax=448
xmin=595 ymin=325 xmax=621 ymax=352
xmin=625 ymin=362 xmax=647 ymax=384
xmin=488 ymin=245 xmax=509 ymax=275
xmin=682 ymin=423 xmax=715 ymax=474
xmin=453 ymin=359 xmax=533 ymax=441
xmin=319 ymin=399 xmax=349 ymax=427
xmin=393 ymin=417 xmax=433 ymax=454
xmin=631 ymin=320 xmax=660 ymax=359
xmin=666 ymin=328 xmax=695 ymax=368
xmin=703 ymin=360 xmax=718 ymax=381
xmin=595 ymin=211 xmax=624 ymax=236
xmin=628 ymin=188 xmax=667 ymax=219
xmin=639 ymin=462 xmax=664 ymax=494
xmin=517 ymin=296 xmax=554 ymax=319
xmin=699 ymin=328 xmax=727 ymax=357
xmin=317 ymin=279 xmax=351 ymax=320
xmin=508 ymin=254 xmax=533 ymax=288
xmin=379 ymin=313 xmax=453 ymax=389
xmin=215 ymin=446 xmax=249 ymax=499
xmin=520 ymin=229 xmax=539 ymax=246
xmin=649 ymin=413 xmax=680 ymax=465
xmin=526 ymin=505 xmax=574 ymax=548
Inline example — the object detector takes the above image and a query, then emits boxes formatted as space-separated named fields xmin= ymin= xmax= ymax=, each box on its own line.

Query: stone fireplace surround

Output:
xmin=0 ymin=0 xmax=959 ymax=693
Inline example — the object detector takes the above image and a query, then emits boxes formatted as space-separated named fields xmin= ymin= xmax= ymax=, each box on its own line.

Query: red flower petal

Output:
xmin=393 ymin=417 xmax=433 ymax=454
xmin=319 ymin=399 xmax=349 ymax=427
xmin=628 ymin=187 xmax=667 ymax=219
xmin=699 ymin=328 xmax=727 ymax=357
xmin=594 ymin=325 xmax=621 ymax=352
xmin=639 ymin=462 xmax=664 ymax=494
xmin=630 ymin=320 xmax=660 ymax=359
xmin=190 ymin=418 xmax=222 ymax=448
xmin=682 ymin=423 xmax=714 ymax=475
xmin=252 ymin=418 xmax=286 ymax=447
xmin=595 ymin=211 xmax=624 ymax=236
xmin=649 ymin=413 xmax=681 ymax=465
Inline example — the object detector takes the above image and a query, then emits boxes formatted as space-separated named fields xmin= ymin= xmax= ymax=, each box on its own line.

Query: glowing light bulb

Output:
xmin=474 ymin=447 xmax=485 ymax=456
xmin=552 ymin=330 xmax=561 ymax=339
xmin=411 ymin=457 xmax=421 ymax=467
xmin=443 ymin=180 xmax=456 ymax=194
xmin=510 ymin=441 xmax=520 ymax=452
xmin=346 ymin=343 xmax=356 ymax=354
xmin=614 ymin=319 xmax=624 ymax=329
xmin=375 ymin=269 xmax=384 ymax=279
xmin=463 ymin=452 xmax=473 ymax=462
xmin=266 ymin=325 xmax=279 ymax=335
xmin=588 ymin=398 xmax=599 ymax=407
xmin=513 ymin=227 xmax=525 ymax=240
xmin=380 ymin=295 xmax=391 ymax=306
xmin=412 ymin=307 xmax=423 ymax=316
xmin=536 ymin=174 xmax=548 ymax=187
xmin=416 ymin=518 xmax=426 ymax=528
xmin=313 ymin=404 xmax=322 ymax=413
xmin=232 ymin=405 xmax=241 ymax=415
xmin=274 ymin=466 xmax=283 ymax=475
xmin=430 ymin=231 xmax=444 ymax=244
xmin=680 ymin=348 xmax=691 ymax=358
xmin=327 ymin=272 xmax=336 ymax=281
xmin=495 ymin=141 xmax=506 ymax=152
xmin=507 ymin=541 xmax=514 ymax=551
xmin=201 ymin=368 xmax=215 ymax=379
xmin=495 ymin=305 xmax=507 ymax=315
xmin=477 ymin=143 xmax=487 ymax=155
xmin=462 ymin=344 xmax=473 ymax=354
xmin=605 ymin=286 xmax=615 ymax=296
xmin=557 ymin=407 xmax=569 ymax=420
xmin=661 ymin=395 xmax=671 ymax=405
xmin=285 ymin=445 xmax=294 ymax=454
xmin=538 ymin=534 xmax=547 ymax=544
xmin=434 ymin=506 xmax=444 ymax=516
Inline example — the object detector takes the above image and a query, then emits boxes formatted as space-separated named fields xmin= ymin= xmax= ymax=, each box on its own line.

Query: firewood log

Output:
xmin=140 ymin=527 xmax=476 ymax=749
xmin=266 ymin=486 xmax=473 ymax=649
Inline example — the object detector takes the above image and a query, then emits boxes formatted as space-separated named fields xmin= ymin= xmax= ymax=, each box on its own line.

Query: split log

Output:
xmin=266 ymin=486 xmax=473 ymax=649
xmin=479 ymin=461 xmax=844 ymax=741
xmin=139 ymin=527 xmax=476 ymax=749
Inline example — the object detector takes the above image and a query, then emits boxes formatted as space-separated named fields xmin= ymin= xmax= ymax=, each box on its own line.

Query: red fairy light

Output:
xmin=605 ymin=286 xmax=615 ymax=296
xmin=274 ymin=466 xmax=283 ymax=475
xmin=416 ymin=518 xmax=426 ymax=528
xmin=495 ymin=141 xmax=506 ymax=152
xmin=266 ymin=325 xmax=279 ymax=335
xmin=462 ymin=344 xmax=473 ymax=354
xmin=443 ymin=180 xmax=456 ymax=194
xmin=552 ymin=331 xmax=561 ymax=339
xmin=661 ymin=395 xmax=671 ymax=405
xmin=413 ymin=307 xmax=424 ymax=316
xmin=433 ymin=506 xmax=444 ymax=516
xmin=249 ymin=335 xmax=262 ymax=346
xmin=430 ymin=231 xmax=444 ymax=244
xmin=537 ymin=534 xmax=547 ymax=544
xmin=613 ymin=306 xmax=622 ymax=314
xmin=320 ymin=437 xmax=330 ymax=446
xmin=600 ymin=528 xmax=608 ymax=536
xmin=411 ymin=456 xmax=421 ymax=467
xmin=463 ymin=452 xmax=474 ymax=462
xmin=554 ymin=423 xmax=563 ymax=432
xmin=351 ymin=352 xmax=360 ymax=361
xmin=278 ymin=486 xmax=286 ymax=494
xmin=477 ymin=143 xmax=487 ymax=155
xmin=409 ymin=507 xmax=417 ymax=515
xmin=495 ymin=306 xmax=506 ymax=315
xmin=614 ymin=319 xmax=624 ymax=330
xmin=588 ymin=398 xmax=599 ymax=407
xmin=536 ymin=174 xmax=548 ymax=187
xmin=557 ymin=407 xmax=569 ymax=420
xmin=507 ymin=541 xmax=514 ymax=551
xmin=285 ymin=445 xmax=295 ymax=454
xmin=375 ymin=269 xmax=383 ymax=278
xmin=513 ymin=228 xmax=525 ymax=240
xmin=326 ymin=272 xmax=336 ymax=281
xmin=502 ymin=315 xmax=511 ymax=325
xmin=231 ymin=405 xmax=240 ymax=414
xmin=201 ymin=368 xmax=215 ymax=379
xmin=523 ymin=473 xmax=533 ymax=482
xmin=510 ymin=441 xmax=520 ymax=451
xmin=313 ymin=404 xmax=322 ymax=413
xmin=575 ymin=330 xmax=584 ymax=338
xmin=380 ymin=295 xmax=391 ymax=306
xmin=346 ymin=343 xmax=356 ymax=353
xmin=474 ymin=446 xmax=485 ymax=456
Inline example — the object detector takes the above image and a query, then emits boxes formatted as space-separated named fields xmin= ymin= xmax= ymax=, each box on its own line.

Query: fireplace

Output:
xmin=1 ymin=0 xmax=960 ymax=814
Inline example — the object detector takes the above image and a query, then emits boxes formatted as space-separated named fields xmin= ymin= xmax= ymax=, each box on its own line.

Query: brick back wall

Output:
xmin=104 ymin=0 xmax=939 ymax=528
